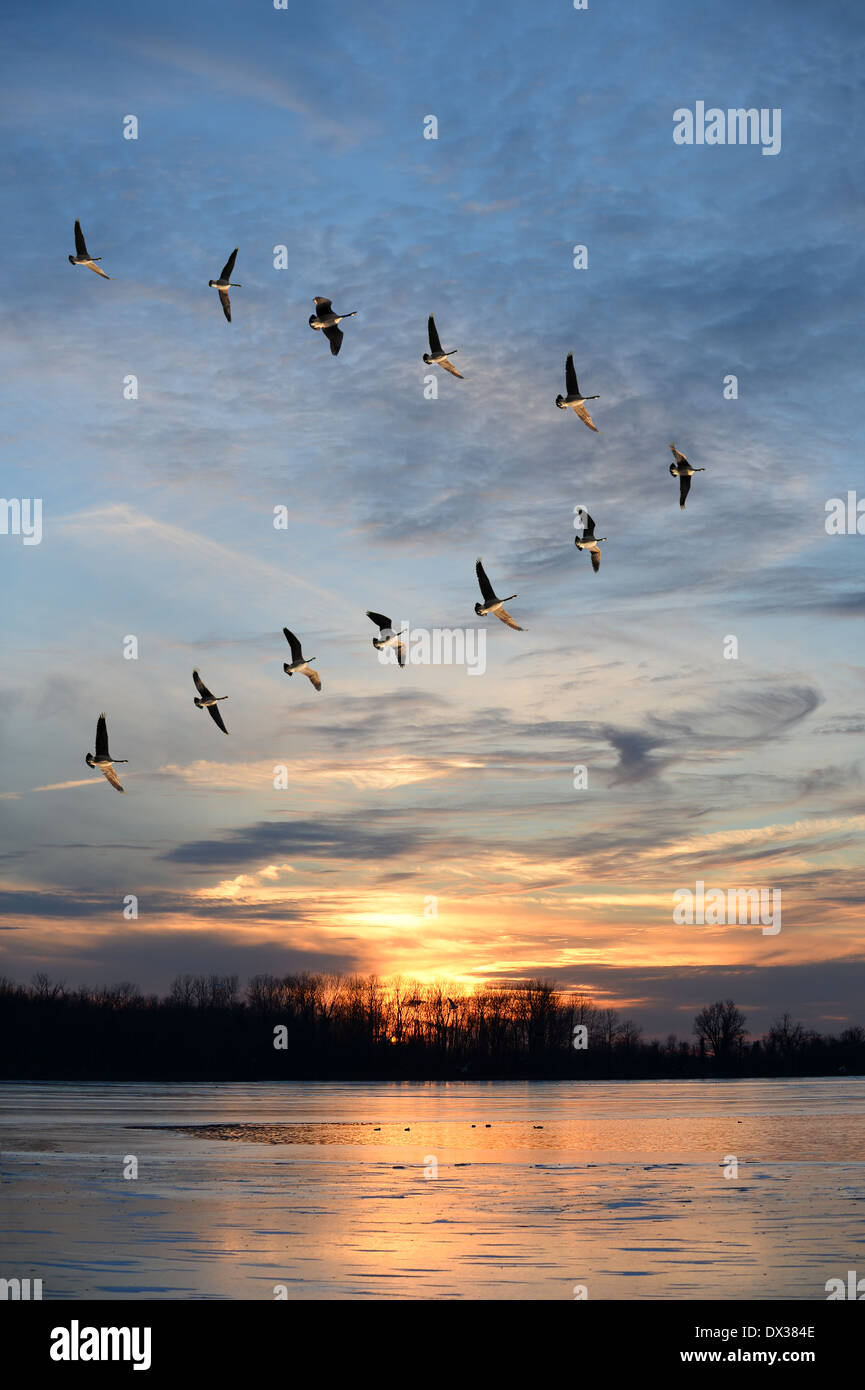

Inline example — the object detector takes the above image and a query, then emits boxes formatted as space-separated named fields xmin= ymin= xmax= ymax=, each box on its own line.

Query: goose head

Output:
xmin=555 ymin=394 xmax=566 ymax=409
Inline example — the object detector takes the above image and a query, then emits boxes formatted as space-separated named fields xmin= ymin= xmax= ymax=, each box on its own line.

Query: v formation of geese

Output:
xmin=84 ymin=559 xmax=531 ymax=789
xmin=70 ymin=219 xmax=709 ymax=792
xmin=63 ymin=219 xmax=707 ymax=506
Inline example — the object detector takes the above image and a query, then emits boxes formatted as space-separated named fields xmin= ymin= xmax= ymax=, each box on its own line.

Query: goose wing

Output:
xmin=88 ymin=262 xmax=111 ymax=279
xmin=95 ymin=712 xmax=110 ymax=760
xmin=475 ymin=558 xmax=497 ymax=605
xmin=573 ymin=401 xmax=598 ymax=432
xmin=283 ymin=627 xmax=304 ymax=663
xmin=669 ymin=442 xmax=688 ymax=467
xmin=101 ymin=763 xmax=125 ymax=793
xmin=428 ymin=315 xmax=443 ymax=355
xmin=495 ymin=606 xmax=524 ymax=631
xmin=678 ymin=472 xmax=692 ymax=509
xmin=220 ymin=248 xmax=238 ymax=280
xmin=396 ymin=638 xmax=406 ymax=668
xmin=366 ymin=610 xmax=392 ymax=633
xmin=305 ymin=667 xmax=322 ymax=692
xmin=193 ymin=669 xmax=214 ymax=701
xmin=314 ymin=297 xmax=333 ymax=314
xmin=323 ymin=323 xmax=343 ymax=355
xmin=218 ymin=289 xmax=231 ymax=322
xmin=591 ymin=547 xmax=601 ymax=574
xmin=439 ymin=356 xmax=463 ymax=379
xmin=207 ymin=703 xmax=229 ymax=734
xmin=74 ymin=220 xmax=88 ymax=258
xmin=565 ymin=352 xmax=578 ymax=396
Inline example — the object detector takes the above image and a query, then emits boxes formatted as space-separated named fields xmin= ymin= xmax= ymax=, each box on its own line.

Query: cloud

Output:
xmin=0 ymin=927 xmax=362 ymax=994
xmin=158 ymin=753 xmax=482 ymax=793
xmin=163 ymin=816 xmax=425 ymax=867
xmin=58 ymin=504 xmax=353 ymax=616
xmin=123 ymin=33 xmax=375 ymax=148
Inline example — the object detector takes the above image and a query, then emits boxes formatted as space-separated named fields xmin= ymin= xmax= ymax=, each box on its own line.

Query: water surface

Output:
xmin=1 ymin=1079 xmax=862 ymax=1299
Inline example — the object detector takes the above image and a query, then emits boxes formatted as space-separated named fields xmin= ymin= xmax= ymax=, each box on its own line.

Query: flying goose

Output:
xmin=423 ymin=315 xmax=463 ymax=378
xmin=193 ymin=669 xmax=230 ymax=733
xmin=309 ymin=297 xmax=356 ymax=355
xmin=282 ymin=626 xmax=321 ymax=691
xmin=68 ymin=220 xmax=111 ymax=278
xmin=366 ymin=611 xmax=406 ymax=667
xmin=85 ymin=712 xmax=127 ymax=792
xmin=556 ymin=353 xmax=599 ymax=431
xmin=208 ymin=248 xmax=241 ymax=322
xmin=475 ymin=558 xmax=524 ymax=630
xmin=669 ymin=443 xmax=705 ymax=509
xmin=574 ymin=510 xmax=606 ymax=573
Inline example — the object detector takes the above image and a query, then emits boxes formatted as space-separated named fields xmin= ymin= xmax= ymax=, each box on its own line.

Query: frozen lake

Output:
xmin=1 ymin=1078 xmax=862 ymax=1299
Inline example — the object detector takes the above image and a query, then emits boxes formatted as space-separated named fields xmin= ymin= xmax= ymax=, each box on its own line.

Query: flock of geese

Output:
xmin=71 ymin=219 xmax=707 ymax=793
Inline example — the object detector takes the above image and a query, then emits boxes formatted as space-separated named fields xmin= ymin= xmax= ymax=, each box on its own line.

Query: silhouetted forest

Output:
xmin=0 ymin=973 xmax=862 ymax=1080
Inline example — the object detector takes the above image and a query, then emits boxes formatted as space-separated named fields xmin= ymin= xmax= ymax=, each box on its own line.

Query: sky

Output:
xmin=1 ymin=0 xmax=864 ymax=1038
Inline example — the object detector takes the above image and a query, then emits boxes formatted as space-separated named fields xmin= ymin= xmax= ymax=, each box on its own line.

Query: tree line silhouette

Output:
xmin=0 ymin=973 xmax=862 ymax=1080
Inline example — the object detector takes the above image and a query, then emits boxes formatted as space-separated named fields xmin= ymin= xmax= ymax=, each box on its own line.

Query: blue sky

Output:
xmin=1 ymin=0 xmax=864 ymax=1037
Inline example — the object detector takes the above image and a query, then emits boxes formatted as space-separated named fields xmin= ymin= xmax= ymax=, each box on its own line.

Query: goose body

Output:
xmin=574 ymin=510 xmax=606 ymax=573
xmin=556 ymin=352 xmax=599 ymax=431
xmin=193 ymin=669 xmax=230 ymax=733
xmin=366 ymin=610 xmax=406 ymax=667
xmin=69 ymin=220 xmax=111 ymax=278
xmin=85 ymin=712 xmax=127 ymax=792
xmin=309 ymin=297 xmax=357 ymax=355
xmin=669 ymin=442 xmax=706 ymax=509
xmin=282 ymin=627 xmax=322 ymax=691
xmin=474 ymin=558 xmax=524 ymax=630
xmin=208 ymin=248 xmax=241 ymax=322
xmin=423 ymin=314 xmax=463 ymax=378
